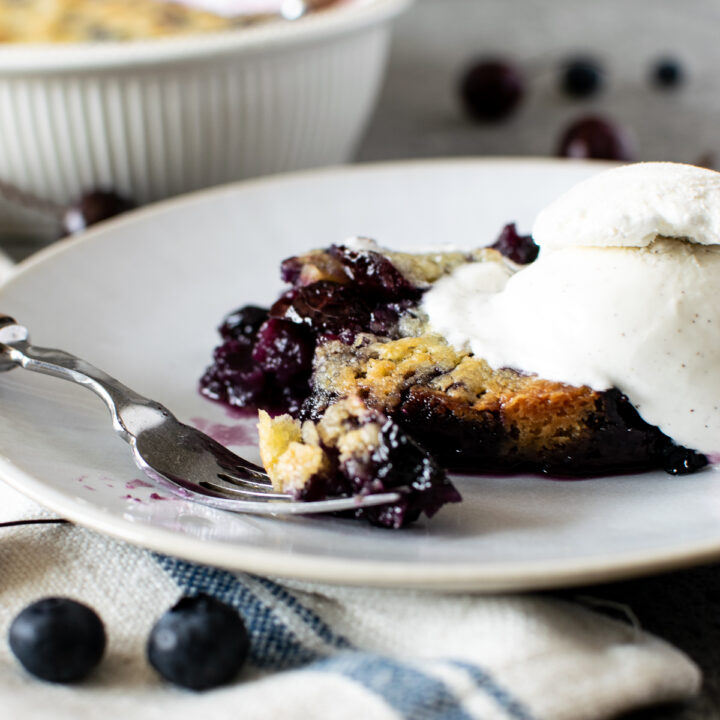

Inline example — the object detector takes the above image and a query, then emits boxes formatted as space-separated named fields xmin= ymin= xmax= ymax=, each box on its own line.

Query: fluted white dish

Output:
xmin=0 ymin=0 xmax=412 ymax=237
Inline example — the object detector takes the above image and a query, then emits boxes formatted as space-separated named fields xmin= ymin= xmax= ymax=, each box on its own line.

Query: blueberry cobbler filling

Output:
xmin=200 ymin=224 xmax=707 ymax=528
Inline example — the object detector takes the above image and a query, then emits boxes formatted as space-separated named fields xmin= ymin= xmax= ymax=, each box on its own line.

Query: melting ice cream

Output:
xmin=423 ymin=162 xmax=720 ymax=454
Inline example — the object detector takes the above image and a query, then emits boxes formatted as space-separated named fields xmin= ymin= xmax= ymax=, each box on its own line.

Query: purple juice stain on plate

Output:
xmin=126 ymin=478 xmax=153 ymax=489
xmin=149 ymin=493 xmax=168 ymax=501
xmin=224 ymin=405 xmax=257 ymax=420
xmin=190 ymin=417 xmax=257 ymax=447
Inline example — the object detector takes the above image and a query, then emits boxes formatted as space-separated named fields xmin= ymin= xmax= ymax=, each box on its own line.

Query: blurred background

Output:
xmin=361 ymin=0 xmax=713 ymax=164
xmin=0 ymin=0 xmax=717 ymax=254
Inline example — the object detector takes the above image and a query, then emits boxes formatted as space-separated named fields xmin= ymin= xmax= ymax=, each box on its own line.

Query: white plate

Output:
xmin=1 ymin=158 xmax=719 ymax=592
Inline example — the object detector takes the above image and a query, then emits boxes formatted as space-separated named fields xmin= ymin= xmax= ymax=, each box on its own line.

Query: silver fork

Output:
xmin=0 ymin=315 xmax=400 ymax=515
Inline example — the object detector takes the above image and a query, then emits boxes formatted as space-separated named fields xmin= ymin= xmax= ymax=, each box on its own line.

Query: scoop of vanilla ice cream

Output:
xmin=533 ymin=162 xmax=720 ymax=252
xmin=422 ymin=162 xmax=720 ymax=454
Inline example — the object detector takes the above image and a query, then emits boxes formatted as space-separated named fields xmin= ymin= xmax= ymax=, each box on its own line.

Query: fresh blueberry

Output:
xmin=459 ymin=58 xmax=525 ymax=121
xmin=652 ymin=57 xmax=684 ymax=89
xmin=8 ymin=597 xmax=106 ymax=683
xmin=62 ymin=189 xmax=136 ymax=235
xmin=560 ymin=57 xmax=604 ymax=98
xmin=557 ymin=116 xmax=635 ymax=161
xmin=147 ymin=594 xmax=249 ymax=690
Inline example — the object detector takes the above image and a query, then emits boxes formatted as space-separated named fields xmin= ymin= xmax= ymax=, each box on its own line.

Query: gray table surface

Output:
xmin=359 ymin=2 xmax=720 ymax=719
xmin=4 ymin=1 xmax=720 ymax=718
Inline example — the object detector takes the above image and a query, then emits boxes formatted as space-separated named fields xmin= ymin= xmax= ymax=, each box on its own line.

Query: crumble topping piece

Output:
xmin=258 ymin=395 xmax=461 ymax=529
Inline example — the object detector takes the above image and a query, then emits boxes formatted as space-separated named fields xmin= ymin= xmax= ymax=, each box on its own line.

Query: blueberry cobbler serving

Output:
xmin=200 ymin=162 xmax=720 ymax=528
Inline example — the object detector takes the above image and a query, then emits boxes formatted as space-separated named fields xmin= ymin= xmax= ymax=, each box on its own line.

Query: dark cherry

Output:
xmin=200 ymin=307 xmax=314 ymax=414
xmin=202 ymin=247 xmax=423 ymax=416
xmin=220 ymin=306 xmax=270 ymax=341
xmin=652 ymin=57 xmax=685 ymax=89
xmin=364 ymin=419 xmax=462 ymax=528
xmin=251 ymin=318 xmax=315 ymax=384
xmin=560 ymin=57 xmax=604 ymax=98
xmin=490 ymin=223 xmax=538 ymax=264
xmin=271 ymin=282 xmax=371 ymax=337
xmin=298 ymin=411 xmax=461 ymax=529
xmin=662 ymin=445 xmax=708 ymax=475
xmin=272 ymin=280 xmax=409 ymax=343
xmin=8 ymin=598 xmax=106 ymax=683
xmin=280 ymin=256 xmax=305 ymax=284
xmin=200 ymin=337 xmax=267 ymax=407
xmin=147 ymin=594 xmax=249 ymax=691
xmin=368 ymin=300 xmax=412 ymax=337
xmin=62 ymin=190 xmax=136 ymax=235
xmin=328 ymin=245 xmax=420 ymax=301
xmin=557 ymin=116 xmax=635 ymax=161
xmin=459 ymin=58 xmax=525 ymax=121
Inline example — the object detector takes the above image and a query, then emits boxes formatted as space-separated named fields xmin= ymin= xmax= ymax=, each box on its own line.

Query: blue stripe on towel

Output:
xmin=450 ymin=660 xmax=536 ymax=720
xmin=309 ymin=653 xmax=474 ymax=720
xmin=252 ymin=575 xmax=352 ymax=650
xmin=156 ymin=556 xmax=534 ymax=720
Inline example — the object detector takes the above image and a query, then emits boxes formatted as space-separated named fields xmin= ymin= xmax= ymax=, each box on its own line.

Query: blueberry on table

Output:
xmin=652 ymin=57 xmax=685 ymax=89
xmin=560 ymin=57 xmax=604 ymax=98
xmin=62 ymin=189 xmax=136 ymax=235
xmin=459 ymin=58 xmax=525 ymax=121
xmin=557 ymin=115 xmax=635 ymax=161
xmin=8 ymin=597 xmax=106 ymax=683
xmin=147 ymin=594 xmax=249 ymax=690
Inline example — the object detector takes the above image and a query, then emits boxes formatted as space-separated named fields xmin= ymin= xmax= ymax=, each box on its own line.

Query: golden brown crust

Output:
xmin=252 ymin=242 xmax=690 ymax=483
xmin=382 ymin=247 xmax=504 ymax=288
xmin=257 ymin=397 xmax=385 ymax=495
xmin=311 ymin=333 xmax=603 ymax=459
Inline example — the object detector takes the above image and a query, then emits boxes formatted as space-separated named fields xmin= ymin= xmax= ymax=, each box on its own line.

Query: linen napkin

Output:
xmin=0 ymin=479 xmax=700 ymax=720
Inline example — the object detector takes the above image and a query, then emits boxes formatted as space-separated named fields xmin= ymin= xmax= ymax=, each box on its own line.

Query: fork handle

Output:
xmin=0 ymin=315 xmax=169 ymax=443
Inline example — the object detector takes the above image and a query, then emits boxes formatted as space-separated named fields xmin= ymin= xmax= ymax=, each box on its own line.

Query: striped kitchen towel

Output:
xmin=0 ymin=480 xmax=700 ymax=720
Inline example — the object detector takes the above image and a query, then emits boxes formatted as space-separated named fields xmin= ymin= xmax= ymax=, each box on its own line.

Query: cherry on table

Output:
xmin=560 ymin=57 xmax=604 ymax=98
xmin=651 ymin=56 xmax=685 ymax=89
xmin=557 ymin=116 xmax=635 ymax=161
xmin=62 ymin=189 xmax=136 ymax=236
xmin=459 ymin=58 xmax=525 ymax=122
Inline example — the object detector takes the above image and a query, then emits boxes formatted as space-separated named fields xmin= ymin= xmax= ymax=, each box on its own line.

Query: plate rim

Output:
xmin=4 ymin=155 xmax=713 ymax=593
xmin=3 ymin=452 xmax=720 ymax=592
